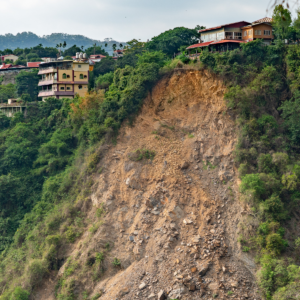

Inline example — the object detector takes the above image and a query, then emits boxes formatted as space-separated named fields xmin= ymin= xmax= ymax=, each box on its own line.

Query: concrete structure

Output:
xmin=1 ymin=54 xmax=19 ymax=63
xmin=38 ymin=55 xmax=89 ymax=101
xmin=0 ymin=99 xmax=26 ymax=117
xmin=187 ymin=18 xmax=274 ymax=55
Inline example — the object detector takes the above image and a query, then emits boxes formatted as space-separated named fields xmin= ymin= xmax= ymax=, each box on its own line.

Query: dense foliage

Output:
xmin=0 ymin=50 xmax=167 ymax=299
xmin=200 ymin=37 xmax=300 ymax=299
xmin=147 ymin=27 xmax=199 ymax=56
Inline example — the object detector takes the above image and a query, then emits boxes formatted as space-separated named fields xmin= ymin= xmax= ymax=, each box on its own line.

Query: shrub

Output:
xmin=240 ymin=174 xmax=265 ymax=199
xmin=266 ymin=233 xmax=287 ymax=255
xmin=112 ymin=258 xmax=121 ymax=267
xmin=9 ymin=287 xmax=30 ymax=300
xmin=26 ymin=259 xmax=48 ymax=286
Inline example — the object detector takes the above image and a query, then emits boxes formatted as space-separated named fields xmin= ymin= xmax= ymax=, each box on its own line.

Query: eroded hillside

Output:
xmin=36 ymin=69 xmax=260 ymax=300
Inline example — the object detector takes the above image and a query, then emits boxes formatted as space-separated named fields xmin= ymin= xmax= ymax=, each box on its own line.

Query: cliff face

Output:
xmin=36 ymin=69 xmax=259 ymax=300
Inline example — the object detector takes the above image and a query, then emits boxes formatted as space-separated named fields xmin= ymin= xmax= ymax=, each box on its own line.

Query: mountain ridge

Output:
xmin=0 ymin=31 xmax=125 ymax=55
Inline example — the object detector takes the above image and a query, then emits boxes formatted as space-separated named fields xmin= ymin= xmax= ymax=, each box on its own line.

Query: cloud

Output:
xmin=0 ymin=0 xmax=293 ymax=42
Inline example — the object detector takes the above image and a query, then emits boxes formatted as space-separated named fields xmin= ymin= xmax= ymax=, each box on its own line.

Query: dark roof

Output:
xmin=199 ymin=21 xmax=251 ymax=33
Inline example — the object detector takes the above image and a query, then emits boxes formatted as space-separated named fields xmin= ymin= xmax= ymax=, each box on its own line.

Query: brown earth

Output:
xmin=35 ymin=69 xmax=260 ymax=300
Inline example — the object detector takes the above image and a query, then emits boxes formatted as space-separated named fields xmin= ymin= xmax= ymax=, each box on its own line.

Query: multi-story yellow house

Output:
xmin=38 ymin=58 xmax=89 ymax=101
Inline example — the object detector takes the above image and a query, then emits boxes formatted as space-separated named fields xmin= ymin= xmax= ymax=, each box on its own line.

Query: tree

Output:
xmin=15 ymin=69 xmax=39 ymax=101
xmin=0 ymin=83 xmax=17 ymax=103
xmin=85 ymin=46 xmax=108 ymax=57
xmin=63 ymin=45 xmax=82 ymax=56
xmin=272 ymin=5 xmax=292 ymax=40
xmin=93 ymin=57 xmax=116 ymax=77
xmin=147 ymin=27 xmax=199 ymax=56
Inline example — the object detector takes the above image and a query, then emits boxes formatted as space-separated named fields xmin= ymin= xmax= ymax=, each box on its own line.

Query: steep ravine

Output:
xmin=36 ymin=69 xmax=260 ymax=300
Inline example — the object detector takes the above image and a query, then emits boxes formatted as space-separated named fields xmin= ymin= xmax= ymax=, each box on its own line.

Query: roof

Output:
xmin=27 ymin=62 xmax=42 ymax=68
xmin=186 ymin=40 xmax=245 ymax=49
xmin=0 ymin=64 xmax=26 ymax=69
xmin=253 ymin=17 xmax=273 ymax=24
xmin=199 ymin=21 xmax=251 ymax=33
xmin=211 ymin=40 xmax=246 ymax=45
xmin=89 ymin=54 xmax=106 ymax=59
xmin=186 ymin=41 xmax=214 ymax=49
xmin=1 ymin=54 xmax=18 ymax=57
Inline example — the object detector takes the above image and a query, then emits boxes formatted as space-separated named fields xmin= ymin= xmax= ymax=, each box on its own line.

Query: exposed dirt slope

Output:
xmin=36 ymin=69 xmax=260 ymax=300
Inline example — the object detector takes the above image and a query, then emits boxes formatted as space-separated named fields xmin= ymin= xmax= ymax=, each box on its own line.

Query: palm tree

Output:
xmin=56 ymin=43 xmax=63 ymax=56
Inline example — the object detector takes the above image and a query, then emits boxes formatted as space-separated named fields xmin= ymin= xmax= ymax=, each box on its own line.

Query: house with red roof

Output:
xmin=187 ymin=18 xmax=273 ymax=55
xmin=27 ymin=62 xmax=42 ymax=68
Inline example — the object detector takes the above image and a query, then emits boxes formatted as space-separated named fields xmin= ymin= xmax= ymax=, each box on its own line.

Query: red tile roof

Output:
xmin=27 ymin=62 xmax=41 ymax=68
xmin=199 ymin=21 xmax=251 ymax=33
xmin=0 ymin=64 xmax=26 ymax=69
xmin=187 ymin=40 xmax=245 ymax=49
xmin=186 ymin=41 xmax=214 ymax=49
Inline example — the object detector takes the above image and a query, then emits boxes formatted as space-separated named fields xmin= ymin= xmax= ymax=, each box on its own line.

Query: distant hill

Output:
xmin=0 ymin=32 xmax=125 ymax=55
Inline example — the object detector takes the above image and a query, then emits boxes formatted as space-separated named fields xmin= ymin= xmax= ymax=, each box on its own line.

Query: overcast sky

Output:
xmin=0 ymin=0 xmax=296 ymax=42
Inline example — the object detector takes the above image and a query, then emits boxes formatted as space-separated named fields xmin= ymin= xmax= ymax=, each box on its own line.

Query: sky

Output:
xmin=0 ymin=0 xmax=297 ymax=42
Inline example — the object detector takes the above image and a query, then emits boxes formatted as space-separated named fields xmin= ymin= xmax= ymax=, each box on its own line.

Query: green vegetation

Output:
xmin=0 ymin=48 xmax=169 ymax=299
xmin=128 ymin=148 xmax=156 ymax=161
xmin=199 ymin=8 xmax=300 ymax=296
xmin=112 ymin=258 xmax=121 ymax=267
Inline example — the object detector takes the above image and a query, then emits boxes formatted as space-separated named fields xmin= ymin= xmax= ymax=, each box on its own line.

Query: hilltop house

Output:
xmin=38 ymin=57 xmax=89 ymax=101
xmin=187 ymin=18 xmax=273 ymax=55
xmin=1 ymin=54 xmax=19 ymax=63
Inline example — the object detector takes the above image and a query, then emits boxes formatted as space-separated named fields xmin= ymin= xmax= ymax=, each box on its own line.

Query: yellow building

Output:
xmin=38 ymin=58 xmax=89 ymax=101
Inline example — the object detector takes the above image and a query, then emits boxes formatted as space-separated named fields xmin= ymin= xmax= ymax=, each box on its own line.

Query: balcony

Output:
xmin=38 ymin=67 xmax=57 ymax=75
xmin=38 ymin=79 xmax=57 ymax=86
xmin=38 ymin=90 xmax=74 ymax=97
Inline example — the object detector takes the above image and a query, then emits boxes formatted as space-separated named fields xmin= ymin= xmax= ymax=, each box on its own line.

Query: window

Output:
xmin=78 ymin=85 xmax=82 ymax=90
xmin=80 ymin=74 xmax=84 ymax=79
xmin=60 ymin=87 xmax=65 ymax=90
xmin=84 ymin=75 xmax=87 ymax=78
xmin=244 ymin=31 xmax=247 ymax=36
xmin=264 ymin=30 xmax=271 ymax=36
xmin=67 ymin=87 xmax=71 ymax=90
xmin=78 ymin=65 xmax=81 ymax=68
xmin=255 ymin=30 xmax=262 ymax=35
xmin=248 ymin=30 xmax=252 ymax=35
xmin=67 ymin=75 xmax=70 ymax=78
xmin=62 ymin=73 xmax=67 ymax=79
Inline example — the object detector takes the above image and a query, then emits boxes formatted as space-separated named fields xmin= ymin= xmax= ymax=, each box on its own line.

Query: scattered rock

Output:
xmin=118 ymin=287 xmax=130 ymax=297
xmin=183 ymin=219 xmax=193 ymax=225
xmin=148 ymin=293 xmax=155 ymax=298
xmin=198 ymin=262 xmax=211 ymax=276
xmin=157 ymin=290 xmax=166 ymax=300
xmin=191 ymin=267 xmax=197 ymax=273
xmin=181 ymin=161 xmax=190 ymax=170
xmin=129 ymin=236 xmax=134 ymax=242
xmin=139 ymin=282 xmax=147 ymax=290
